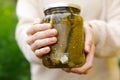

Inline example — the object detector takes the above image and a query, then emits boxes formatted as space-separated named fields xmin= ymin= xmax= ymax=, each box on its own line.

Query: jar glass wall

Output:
xmin=42 ymin=3 xmax=85 ymax=68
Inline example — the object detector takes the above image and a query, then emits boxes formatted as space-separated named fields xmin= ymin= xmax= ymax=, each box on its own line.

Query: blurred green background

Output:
xmin=0 ymin=0 xmax=30 ymax=80
xmin=0 ymin=0 xmax=120 ymax=80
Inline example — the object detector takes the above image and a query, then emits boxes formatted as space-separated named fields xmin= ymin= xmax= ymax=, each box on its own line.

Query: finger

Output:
xmin=84 ymin=25 xmax=94 ymax=53
xmin=35 ymin=46 xmax=50 ymax=58
xmin=70 ymin=44 xmax=95 ymax=74
xmin=27 ymin=23 xmax=52 ymax=35
xmin=31 ymin=37 xmax=57 ymax=51
xmin=62 ymin=68 xmax=71 ymax=73
xmin=27 ymin=29 xmax=57 ymax=45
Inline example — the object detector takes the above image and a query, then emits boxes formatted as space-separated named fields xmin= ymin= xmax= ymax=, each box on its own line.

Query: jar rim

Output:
xmin=44 ymin=2 xmax=80 ymax=11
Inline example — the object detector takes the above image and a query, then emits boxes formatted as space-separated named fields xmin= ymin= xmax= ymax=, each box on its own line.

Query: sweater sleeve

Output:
xmin=15 ymin=0 xmax=44 ymax=64
xmin=88 ymin=0 xmax=120 ymax=58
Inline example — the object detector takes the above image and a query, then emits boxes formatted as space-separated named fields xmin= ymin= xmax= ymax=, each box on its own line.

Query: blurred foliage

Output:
xmin=118 ymin=56 xmax=120 ymax=67
xmin=0 ymin=0 xmax=30 ymax=80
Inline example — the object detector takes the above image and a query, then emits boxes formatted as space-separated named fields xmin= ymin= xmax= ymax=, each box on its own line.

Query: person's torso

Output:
xmin=31 ymin=0 xmax=119 ymax=80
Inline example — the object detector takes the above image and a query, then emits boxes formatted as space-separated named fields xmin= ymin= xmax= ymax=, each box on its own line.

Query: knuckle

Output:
xmin=89 ymin=65 xmax=93 ymax=69
xmin=34 ymin=32 xmax=41 ymax=38
xmin=33 ymin=24 xmax=39 ymax=31
xmin=34 ymin=40 xmax=41 ymax=47
xmin=26 ymin=37 xmax=32 ymax=45
xmin=31 ymin=40 xmax=41 ymax=51
xmin=26 ymin=31 xmax=30 ymax=35
xmin=87 ymin=63 xmax=93 ymax=69
xmin=27 ymin=27 xmax=33 ymax=35
xmin=27 ymin=30 xmax=32 ymax=36
xmin=26 ymin=38 xmax=30 ymax=44
xmin=31 ymin=45 xmax=35 ymax=51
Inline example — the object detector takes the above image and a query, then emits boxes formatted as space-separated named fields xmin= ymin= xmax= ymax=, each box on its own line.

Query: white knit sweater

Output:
xmin=16 ymin=0 xmax=120 ymax=80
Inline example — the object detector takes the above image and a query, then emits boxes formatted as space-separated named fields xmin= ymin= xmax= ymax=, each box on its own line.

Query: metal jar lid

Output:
xmin=44 ymin=2 xmax=80 ymax=11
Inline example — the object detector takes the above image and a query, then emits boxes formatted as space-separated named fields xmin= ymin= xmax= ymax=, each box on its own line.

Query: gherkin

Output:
xmin=42 ymin=4 xmax=85 ymax=68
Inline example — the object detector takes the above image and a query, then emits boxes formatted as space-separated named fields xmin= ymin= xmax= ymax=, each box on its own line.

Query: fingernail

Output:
xmin=50 ymin=37 xmax=57 ymax=43
xmin=50 ymin=29 xmax=57 ymax=35
xmin=45 ymin=23 xmax=51 ymax=26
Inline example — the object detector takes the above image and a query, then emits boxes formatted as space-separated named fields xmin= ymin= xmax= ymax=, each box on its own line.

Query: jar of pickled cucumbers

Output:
xmin=42 ymin=3 xmax=85 ymax=68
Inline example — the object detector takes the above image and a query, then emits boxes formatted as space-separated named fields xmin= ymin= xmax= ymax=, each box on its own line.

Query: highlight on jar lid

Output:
xmin=44 ymin=2 xmax=81 ymax=11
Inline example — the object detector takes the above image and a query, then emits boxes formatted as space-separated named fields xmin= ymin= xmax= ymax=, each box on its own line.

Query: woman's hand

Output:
xmin=62 ymin=24 xmax=95 ymax=74
xmin=26 ymin=19 xmax=57 ymax=58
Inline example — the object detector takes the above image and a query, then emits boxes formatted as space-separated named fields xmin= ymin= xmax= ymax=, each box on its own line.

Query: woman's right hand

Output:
xmin=26 ymin=19 xmax=57 ymax=58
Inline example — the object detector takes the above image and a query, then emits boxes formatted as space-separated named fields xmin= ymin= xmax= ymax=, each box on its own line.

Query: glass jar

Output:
xmin=42 ymin=3 xmax=85 ymax=68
